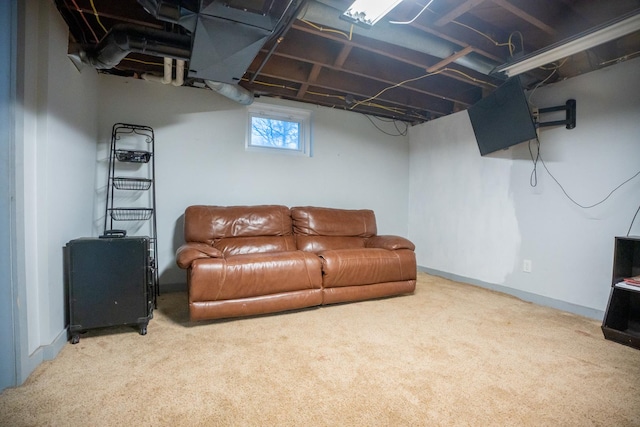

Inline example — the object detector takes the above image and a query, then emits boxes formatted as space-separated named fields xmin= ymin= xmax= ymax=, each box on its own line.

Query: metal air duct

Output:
xmin=204 ymin=81 xmax=254 ymax=105
xmin=71 ymin=24 xmax=191 ymax=70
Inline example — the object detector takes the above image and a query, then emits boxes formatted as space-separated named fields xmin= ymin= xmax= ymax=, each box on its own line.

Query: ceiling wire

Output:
xmin=627 ymin=204 xmax=640 ymax=236
xmin=349 ymin=67 xmax=496 ymax=111
xmin=247 ymin=79 xmax=426 ymax=120
xmin=69 ymin=0 xmax=100 ymax=43
xmin=122 ymin=57 xmax=165 ymax=67
xmin=89 ymin=0 xmax=108 ymax=34
xmin=539 ymin=58 xmax=568 ymax=71
xmin=600 ymin=49 xmax=640 ymax=66
xmin=389 ymin=0 xmax=435 ymax=25
xmin=451 ymin=20 xmax=515 ymax=53
xmin=363 ymin=114 xmax=409 ymax=136
xmin=299 ymin=18 xmax=353 ymax=40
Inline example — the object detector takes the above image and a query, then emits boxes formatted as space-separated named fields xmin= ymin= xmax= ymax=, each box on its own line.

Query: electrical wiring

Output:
xmin=528 ymin=138 xmax=540 ymax=187
xmin=508 ymin=31 xmax=524 ymax=56
xmin=536 ymin=147 xmax=640 ymax=209
xmin=451 ymin=20 xmax=515 ymax=52
xmin=305 ymin=90 xmax=347 ymax=101
xmin=69 ymin=0 xmax=100 ymax=43
xmin=300 ymin=19 xmax=353 ymax=40
xmin=389 ymin=0 xmax=434 ymax=25
xmin=122 ymin=58 xmax=165 ymax=66
xmin=600 ymin=50 xmax=640 ymax=66
xmin=247 ymin=78 xmax=425 ymax=120
xmin=627 ymin=204 xmax=640 ymax=236
xmin=89 ymin=0 xmax=108 ymax=34
xmin=539 ymin=57 xmax=568 ymax=71
xmin=526 ymin=60 xmax=567 ymax=106
xmin=363 ymin=114 xmax=409 ymax=136
xmin=349 ymin=67 xmax=496 ymax=110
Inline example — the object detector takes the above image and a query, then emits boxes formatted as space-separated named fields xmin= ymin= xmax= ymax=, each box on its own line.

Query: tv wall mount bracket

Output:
xmin=535 ymin=99 xmax=576 ymax=129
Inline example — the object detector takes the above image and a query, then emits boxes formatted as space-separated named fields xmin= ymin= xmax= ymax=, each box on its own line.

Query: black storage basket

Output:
xmin=115 ymin=149 xmax=151 ymax=163
xmin=113 ymin=177 xmax=152 ymax=190
xmin=109 ymin=208 xmax=154 ymax=221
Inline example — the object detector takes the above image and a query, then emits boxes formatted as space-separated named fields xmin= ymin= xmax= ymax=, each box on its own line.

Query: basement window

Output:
xmin=246 ymin=103 xmax=312 ymax=156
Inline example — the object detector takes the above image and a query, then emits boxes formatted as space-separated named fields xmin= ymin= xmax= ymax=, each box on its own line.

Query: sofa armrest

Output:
xmin=365 ymin=235 xmax=415 ymax=251
xmin=176 ymin=243 xmax=223 ymax=269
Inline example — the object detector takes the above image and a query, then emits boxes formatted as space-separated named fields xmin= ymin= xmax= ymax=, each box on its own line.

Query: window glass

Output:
xmin=246 ymin=103 xmax=312 ymax=156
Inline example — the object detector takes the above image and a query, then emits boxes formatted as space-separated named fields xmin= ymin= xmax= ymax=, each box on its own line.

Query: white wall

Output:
xmin=408 ymin=57 xmax=640 ymax=317
xmin=95 ymin=76 xmax=411 ymax=287
xmin=15 ymin=0 xmax=98 ymax=370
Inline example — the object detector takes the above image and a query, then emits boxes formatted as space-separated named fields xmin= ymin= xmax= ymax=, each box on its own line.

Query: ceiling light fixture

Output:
xmin=495 ymin=8 xmax=640 ymax=77
xmin=341 ymin=0 xmax=404 ymax=28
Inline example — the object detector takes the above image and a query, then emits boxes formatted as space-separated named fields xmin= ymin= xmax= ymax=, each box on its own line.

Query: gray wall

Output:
xmin=0 ymin=0 xmax=17 ymax=392
xmin=408 ymin=57 xmax=640 ymax=318
xmin=7 ymin=0 xmax=99 ymax=388
xmin=94 ymin=75 xmax=412 ymax=287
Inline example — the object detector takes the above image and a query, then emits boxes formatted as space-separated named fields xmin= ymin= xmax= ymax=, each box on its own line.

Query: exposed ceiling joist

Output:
xmin=53 ymin=0 xmax=640 ymax=125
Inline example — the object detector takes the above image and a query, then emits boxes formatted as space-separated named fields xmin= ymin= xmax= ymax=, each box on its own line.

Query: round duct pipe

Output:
xmin=72 ymin=24 xmax=191 ymax=70
xmin=204 ymin=81 xmax=254 ymax=105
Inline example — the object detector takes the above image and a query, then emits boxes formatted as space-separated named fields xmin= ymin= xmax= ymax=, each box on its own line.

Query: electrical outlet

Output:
xmin=523 ymin=259 xmax=532 ymax=273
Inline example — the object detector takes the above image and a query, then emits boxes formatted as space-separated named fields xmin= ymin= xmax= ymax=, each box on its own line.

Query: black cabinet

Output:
xmin=602 ymin=236 xmax=640 ymax=350
xmin=65 ymin=237 xmax=154 ymax=344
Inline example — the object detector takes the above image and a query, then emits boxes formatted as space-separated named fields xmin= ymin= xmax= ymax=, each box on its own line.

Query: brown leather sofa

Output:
xmin=176 ymin=205 xmax=416 ymax=321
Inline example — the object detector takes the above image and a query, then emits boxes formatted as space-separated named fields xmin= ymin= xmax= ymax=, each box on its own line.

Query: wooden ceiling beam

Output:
xmin=490 ymin=0 xmax=557 ymax=36
xmin=58 ymin=3 xmax=162 ymax=30
xmin=291 ymin=22 xmax=498 ymax=91
xmin=247 ymin=80 xmax=434 ymax=122
xmin=296 ymin=63 xmax=323 ymax=98
xmin=274 ymin=46 xmax=478 ymax=107
xmin=434 ymin=0 xmax=488 ymax=27
xmin=426 ymin=46 xmax=474 ymax=72
xmin=251 ymin=55 xmax=454 ymax=116
xmin=333 ymin=45 xmax=353 ymax=68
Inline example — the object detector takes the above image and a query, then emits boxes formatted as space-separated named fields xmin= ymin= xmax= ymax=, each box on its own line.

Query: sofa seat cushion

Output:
xmin=295 ymin=235 xmax=365 ymax=253
xmin=319 ymin=248 xmax=417 ymax=288
xmin=189 ymin=250 xmax=322 ymax=302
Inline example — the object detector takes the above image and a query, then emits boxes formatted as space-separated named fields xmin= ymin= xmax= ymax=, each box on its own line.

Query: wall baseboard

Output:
xmin=18 ymin=327 xmax=68 ymax=385
xmin=419 ymin=266 xmax=605 ymax=321
xmin=159 ymin=282 xmax=187 ymax=293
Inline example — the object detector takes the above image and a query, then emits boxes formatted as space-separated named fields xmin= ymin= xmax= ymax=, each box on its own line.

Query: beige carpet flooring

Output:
xmin=1 ymin=272 xmax=639 ymax=426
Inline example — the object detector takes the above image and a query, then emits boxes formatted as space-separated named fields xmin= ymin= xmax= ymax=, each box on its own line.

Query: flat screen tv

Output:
xmin=468 ymin=76 xmax=538 ymax=156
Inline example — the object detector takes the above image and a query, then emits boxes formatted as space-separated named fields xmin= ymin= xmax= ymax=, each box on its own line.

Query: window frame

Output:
xmin=246 ymin=103 xmax=312 ymax=157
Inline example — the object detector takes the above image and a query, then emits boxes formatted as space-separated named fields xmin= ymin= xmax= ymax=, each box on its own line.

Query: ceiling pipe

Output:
xmin=71 ymin=24 xmax=191 ymax=69
xmin=136 ymin=0 xmax=254 ymax=103
xmin=137 ymin=0 xmax=198 ymax=32
xmin=303 ymin=1 xmax=500 ymax=76
xmin=142 ymin=57 xmax=185 ymax=86
xmin=204 ymin=81 xmax=254 ymax=105
xmin=142 ymin=57 xmax=173 ymax=84
xmin=172 ymin=59 xmax=185 ymax=86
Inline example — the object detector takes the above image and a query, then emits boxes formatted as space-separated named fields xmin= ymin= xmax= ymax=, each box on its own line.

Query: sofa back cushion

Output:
xmin=291 ymin=206 xmax=377 ymax=252
xmin=184 ymin=205 xmax=295 ymax=255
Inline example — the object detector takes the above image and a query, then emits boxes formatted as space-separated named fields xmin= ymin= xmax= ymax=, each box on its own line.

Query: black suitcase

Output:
xmin=65 ymin=237 xmax=154 ymax=344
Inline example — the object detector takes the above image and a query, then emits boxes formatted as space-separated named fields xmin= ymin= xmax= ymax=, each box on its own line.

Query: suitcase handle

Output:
xmin=99 ymin=229 xmax=127 ymax=238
